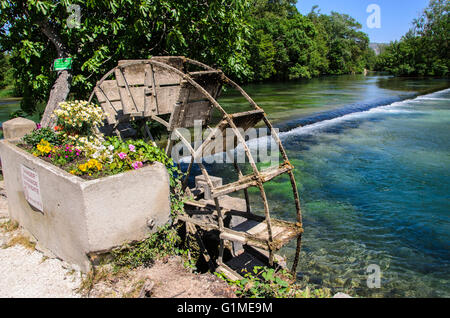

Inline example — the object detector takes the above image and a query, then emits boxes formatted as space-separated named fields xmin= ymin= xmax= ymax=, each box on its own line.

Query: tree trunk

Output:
xmin=34 ymin=17 xmax=72 ymax=127
xmin=40 ymin=70 xmax=72 ymax=127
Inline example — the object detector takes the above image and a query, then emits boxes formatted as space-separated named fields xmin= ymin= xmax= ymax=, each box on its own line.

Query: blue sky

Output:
xmin=296 ymin=0 xmax=431 ymax=43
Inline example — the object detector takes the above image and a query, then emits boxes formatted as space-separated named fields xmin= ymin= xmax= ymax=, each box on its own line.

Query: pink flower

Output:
xmin=36 ymin=123 xmax=42 ymax=130
xmin=131 ymin=161 xmax=143 ymax=170
xmin=118 ymin=152 xmax=127 ymax=159
xmin=128 ymin=144 xmax=136 ymax=152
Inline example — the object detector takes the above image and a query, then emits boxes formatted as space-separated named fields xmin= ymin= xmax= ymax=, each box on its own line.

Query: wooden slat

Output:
xmin=151 ymin=56 xmax=185 ymax=71
xmin=177 ymin=213 xmax=301 ymax=251
xmin=199 ymin=109 xmax=265 ymax=156
xmin=182 ymin=100 xmax=212 ymax=127
xmin=153 ymin=64 xmax=183 ymax=86
xmin=116 ymin=61 xmax=147 ymax=86
xmin=216 ymin=264 xmax=243 ymax=281
xmin=188 ymin=70 xmax=222 ymax=76
xmin=94 ymin=80 xmax=123 ymax=125
xmin=154 ymin=85 xmax=182 ymax=115
xmin=211 ymin=163 xmax=292 ymax=198
xmin=115 ymin=68 xmax=142 ymax=115
xmin=143 ymin=63 xmax=157 ymax=117
xmin=117 ymin=59 xmax=184 ymax=86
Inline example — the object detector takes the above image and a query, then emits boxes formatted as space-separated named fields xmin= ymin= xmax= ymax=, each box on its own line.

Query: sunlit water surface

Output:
xmin=205 ymin=75 xmax=450 ymax=297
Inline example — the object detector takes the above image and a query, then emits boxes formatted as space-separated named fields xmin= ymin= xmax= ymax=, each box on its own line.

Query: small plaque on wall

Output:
xmin=21 ymin=165 xmax=43 ymax=212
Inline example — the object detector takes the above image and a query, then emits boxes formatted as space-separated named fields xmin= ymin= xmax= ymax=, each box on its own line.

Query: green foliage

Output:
xmin=21 ymin=126 xmax=63 ymax=147
xmin=0 ymin=0 xmax=252 ymax=115
xmin=103 ymin=137 xmax=180 ymax=184
xmin=311 ymin=11 xmax=370 ymax=75
xmin=1 ymin=0 xmax=382 ymax=108
xmin=217 ymin=265 xmax=332 ymax=298
xmin=216 ymin=266 xmax=291 ymax=298
xmin=111 ymin=224 xmax=182 ymax=269
xmin=246 ymin=1 xmax=373 ymax=81
xmin=8 ymin=109 xmax=27 ymax=120
xmin=376 ymin=0 xmax=449 ymax=77
xmin=0 ymin=52 xmax=13 ymax=89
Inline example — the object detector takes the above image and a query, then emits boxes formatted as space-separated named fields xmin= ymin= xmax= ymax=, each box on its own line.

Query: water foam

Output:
xmin=280 ymin=88 xmax=449 ymax=138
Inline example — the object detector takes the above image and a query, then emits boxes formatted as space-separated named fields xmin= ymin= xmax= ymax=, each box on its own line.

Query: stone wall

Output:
xmin=0 ymin=140 xmax=171 ymax=271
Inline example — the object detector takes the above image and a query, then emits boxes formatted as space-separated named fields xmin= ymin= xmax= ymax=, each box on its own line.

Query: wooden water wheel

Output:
xmin=89 ymin=56 xmax=303 ymax=279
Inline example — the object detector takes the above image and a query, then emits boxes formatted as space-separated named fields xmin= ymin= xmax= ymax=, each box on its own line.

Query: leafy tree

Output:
xmin=376 ymin=0 xmax=449 ymax=76
xmin=246 ymin=1 xmax=372 ymax=81
xmin=0 ymin=0 xmax=252 ymax=124
xmin=0 ymin=53 xmax=8 ymax=89
xmin=0 ymin=52 xmax=16 ymax=94
xmin=313 ymin=11 xmax=370 ymax=74
xmin=247 ymin=0 xmax=328 ymax=81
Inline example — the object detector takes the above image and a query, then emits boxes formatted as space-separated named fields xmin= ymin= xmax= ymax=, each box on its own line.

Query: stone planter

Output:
xmin=0 ymin=140 xmax=171 ymax=271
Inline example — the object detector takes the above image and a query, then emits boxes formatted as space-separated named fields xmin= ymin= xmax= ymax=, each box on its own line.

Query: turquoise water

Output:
xmin=279 ymin=89 xmax=450 ymax=297
xmin=207 ymin=75 xmax=450 ymax=297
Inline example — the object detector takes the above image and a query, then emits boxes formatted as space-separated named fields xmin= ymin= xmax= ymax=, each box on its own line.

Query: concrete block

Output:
xmin=195 ymin=175 xmax=222 ymax=200
xmin=0 ymin=140 xmax=171 ymax=271
xmin=2 ymin=117 xmax=36 ymax=141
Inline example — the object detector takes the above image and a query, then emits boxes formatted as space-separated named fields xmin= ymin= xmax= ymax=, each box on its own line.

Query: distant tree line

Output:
xmin=246 ymin=1 xmax=375 ymax=81
xmin=375 ymin=0 xmax=449 ymax=77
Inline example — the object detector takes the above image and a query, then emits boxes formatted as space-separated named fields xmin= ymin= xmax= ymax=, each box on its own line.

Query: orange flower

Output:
xmin=54 ymin=125 xmax=62 ymax=131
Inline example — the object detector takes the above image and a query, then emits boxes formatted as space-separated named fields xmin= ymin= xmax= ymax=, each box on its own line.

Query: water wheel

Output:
xmin=89 ymin=56 xmax=303 ymax=279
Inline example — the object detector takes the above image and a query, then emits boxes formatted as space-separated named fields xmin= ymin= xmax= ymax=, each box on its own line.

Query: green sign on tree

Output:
xmin=53 ymin=58 xmax=73 ymax=71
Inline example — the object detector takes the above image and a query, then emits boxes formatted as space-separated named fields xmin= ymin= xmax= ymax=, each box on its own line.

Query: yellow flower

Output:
xmin=36 ymin=140 xmax=52 ymax=154
xmin=79 ymin=163 xmax=87 ymax=172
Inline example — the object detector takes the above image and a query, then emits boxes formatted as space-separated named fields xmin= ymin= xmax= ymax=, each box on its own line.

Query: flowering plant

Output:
xmin=70 ymin=159 xmax=103 ymax=177
xmin=49 ymin=144 xmax=82 ymax=166
xmin=103 ymin=137 xmax=174 ymax=176
xmin=22 ymin=127 xmax=63 ymax=147
xmin=53 ymin=100 xmax=104 ymax=136
xmin=33 ymin=139 xmax=53 ymax=156
xmin=21 ymin=100 xmax=179 ymax=181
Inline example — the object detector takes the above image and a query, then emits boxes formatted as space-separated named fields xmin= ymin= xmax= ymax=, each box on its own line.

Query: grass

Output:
xmin=0 ymin=220 xmax=36 ymax=250
xmin=4 ymin=233 xmax=36 ymax=250
xmin=77 ymin=264 xmax=132 ymax=297
xmin=0 ymin=220 xmax=19 ymax=233
xmin=0 ymin=86 xmax=16 ymax=99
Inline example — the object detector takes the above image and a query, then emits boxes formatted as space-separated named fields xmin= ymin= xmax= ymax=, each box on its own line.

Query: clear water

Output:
xmin=209 ymin=75 xmax=450 ymax=297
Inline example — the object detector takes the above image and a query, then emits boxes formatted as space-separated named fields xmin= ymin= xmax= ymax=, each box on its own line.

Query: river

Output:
xmin=212 ymin=74 xmax=450 ymax=297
